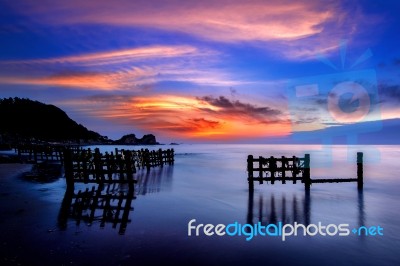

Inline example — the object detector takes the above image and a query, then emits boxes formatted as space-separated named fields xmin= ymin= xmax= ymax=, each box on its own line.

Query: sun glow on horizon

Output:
xmin=59 ymin=94 xmax=291 ymax=141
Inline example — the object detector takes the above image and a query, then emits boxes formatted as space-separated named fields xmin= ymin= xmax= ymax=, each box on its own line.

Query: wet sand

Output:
xmin=0 ymin=163 xmax=66 ymax=265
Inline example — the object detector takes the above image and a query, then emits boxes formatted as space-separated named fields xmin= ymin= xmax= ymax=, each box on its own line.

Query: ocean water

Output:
xmin=0 ymin=144 xmax=399 ymax=265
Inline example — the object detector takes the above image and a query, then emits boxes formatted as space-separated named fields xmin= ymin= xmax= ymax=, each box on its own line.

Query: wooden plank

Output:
xmin=253 ymin=177 xmax=305 ymax=182
xmin=311 ymin=178 xmax=358 ymax=183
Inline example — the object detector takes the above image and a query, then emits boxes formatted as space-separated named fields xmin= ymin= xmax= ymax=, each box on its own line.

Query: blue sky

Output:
xmin=0 ymin=0 xmax=399 ymax=143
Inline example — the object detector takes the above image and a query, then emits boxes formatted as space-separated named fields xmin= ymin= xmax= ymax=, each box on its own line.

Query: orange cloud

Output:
xmin=59 ymin=94 xmax=291 ymax=140
xmin=0 ymin=68 xmax=155 ymax=91
xmin=0 ymin=73 xmax=111 ymax=90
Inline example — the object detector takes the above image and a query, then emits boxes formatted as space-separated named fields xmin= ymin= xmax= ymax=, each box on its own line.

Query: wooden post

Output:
xmin=304 ymin=154 xmax=311 ymax=190
xmin=145 ymin=149 xmax=150 ymax=170
xmin=171 ymin=149 xmax=175 ymax=165
xmin=158 ymin=148 xmax=163 ymax=166
xmin=247 ymin=155 xmax=254 ymax=191
xmin=357 ymin=152 xmax=363 ymax=190
xmin=270 ymin=156 xmax=275 ymax=185
xmin=124 ymin=150 xmax=134 ymax=189
xmin=292 ymin=156 xmax=297 ymax=184
xmin=94 ymin=148 xmax=103 ymax=184
xmin=258 ymin=156 xmax=263 ymax=184
xmin=282 ymin=156 xmax=286 ymax=184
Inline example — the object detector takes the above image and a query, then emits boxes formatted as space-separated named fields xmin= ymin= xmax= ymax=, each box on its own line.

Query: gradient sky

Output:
xmin=0 ymin=0 xmax=399 ymax=143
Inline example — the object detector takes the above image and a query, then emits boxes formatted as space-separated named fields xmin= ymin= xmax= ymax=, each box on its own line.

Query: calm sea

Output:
xmin=1 ymin=144 xmax=399 ymax=265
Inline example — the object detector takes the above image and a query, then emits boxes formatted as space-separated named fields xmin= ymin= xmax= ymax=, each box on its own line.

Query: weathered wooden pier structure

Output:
xmin=58 ymin=147 xmax=174 ymax=234
xmin=247 ymin=152 xmax=363 ymax=191
xmin=13 ymin=144 xmax=175 ymax=234
xmin=16 ymin=144 xmax=82 ymax=180
xmin=63 ymin=147 xmax=174 ymax=190
xmin=14 ymin=144 xmax=175 ymax=189
xmin=16 ymin=144 xmax=81 ymax=164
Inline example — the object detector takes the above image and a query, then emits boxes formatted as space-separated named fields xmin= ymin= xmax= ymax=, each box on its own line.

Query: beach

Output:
xmin=0 ymin=144 xmax=399 ymax=265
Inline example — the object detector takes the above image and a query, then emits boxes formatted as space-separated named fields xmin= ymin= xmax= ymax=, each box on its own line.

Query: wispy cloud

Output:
xmin=0 ymin=44 xmax=246 ymax=90
xmin=0 ymin=66 xmax=162 ymax=91
xmin=8 ymin=0 xmax=371 ymax=60
xmin=4 ymin=45 xmax=203 ymax=66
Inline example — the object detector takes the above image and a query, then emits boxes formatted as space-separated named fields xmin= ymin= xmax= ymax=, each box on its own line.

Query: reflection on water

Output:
xmin=358 ymin=190 xmax=365 ymax=228
xmin=247 ymin=190 xmax=310 ymax=226
xmin=58 ymin=184 xmax=135 ymax=234
xmin=135 ymin=165 xmax=174 ymax=195
xmin=247 ymin=189 xmax=365 ymax=228
xmin=58 ymin=165 xmax=174 ymax=234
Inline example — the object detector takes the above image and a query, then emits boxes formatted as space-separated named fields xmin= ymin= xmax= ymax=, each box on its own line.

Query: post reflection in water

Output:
xmin=58 ymin=165 xmax=174 ymax=234
xmin=247 ymin=189 xmax=364 ymax=228
xmin=135 ymin=165 xmax=174 ymax=195
xmin=247 ymin=190 xmax=311 ymax=226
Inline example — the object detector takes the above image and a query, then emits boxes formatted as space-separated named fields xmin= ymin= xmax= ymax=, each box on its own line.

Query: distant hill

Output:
xmin=0 ymin=97 xmax=108 ymax=143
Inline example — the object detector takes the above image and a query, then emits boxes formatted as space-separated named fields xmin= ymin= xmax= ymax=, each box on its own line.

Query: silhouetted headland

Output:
xmin=0 ymin=97 xmax=164 ymax=147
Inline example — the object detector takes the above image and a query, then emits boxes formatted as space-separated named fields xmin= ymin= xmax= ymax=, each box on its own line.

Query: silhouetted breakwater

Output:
xmin=13 ymin=144 xmax=175 ymax=234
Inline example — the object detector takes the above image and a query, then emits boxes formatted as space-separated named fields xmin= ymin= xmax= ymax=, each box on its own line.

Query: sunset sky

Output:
xmin=0 ymin=0 xmax=399 ymax=143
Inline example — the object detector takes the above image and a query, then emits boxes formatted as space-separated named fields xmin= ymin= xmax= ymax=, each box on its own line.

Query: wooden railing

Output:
xmin=247 ymin=152 xmax=363 ymax=190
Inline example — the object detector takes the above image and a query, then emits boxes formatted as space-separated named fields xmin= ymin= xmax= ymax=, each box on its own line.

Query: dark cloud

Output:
xmin=85 ymin=94 xmax=134 ymax=103
xmin=196 ymin=95 xmax=286 ymax=126
xmin=198 ymin=96 xmax=281 ymax=117
xmin=201 ymin=96 xmax=234 ymax=108
xmin=189 ymin=118 xmax=220 ymax=129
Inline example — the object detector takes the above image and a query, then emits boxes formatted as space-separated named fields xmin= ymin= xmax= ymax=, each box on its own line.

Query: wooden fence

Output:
xmin=16 ymin=144 xmax=67 ymax=163
xmin=247 ymin=152 xmax=363 ymax=190
xmin=63 ymin=147 xmax=174 ymax=190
